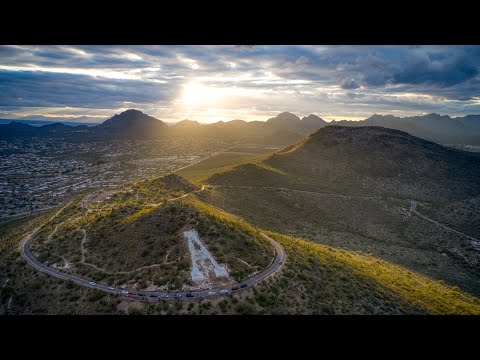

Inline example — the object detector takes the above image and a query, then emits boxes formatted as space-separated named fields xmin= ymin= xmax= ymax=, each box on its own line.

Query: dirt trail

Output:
xmin=208 ymin=184 xmax=387 ymax=201
xmin=412 ymin=207 xmax=480 ymax=250
xmin=46 ymin=222 xmax=64 ymax=243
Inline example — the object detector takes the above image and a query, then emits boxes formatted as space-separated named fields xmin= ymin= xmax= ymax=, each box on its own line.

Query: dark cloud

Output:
xmin=0 ymin=45 xmax=479 ymax=120
xmin=0 ymin=70 xmax=179 ymax=109
xmin=341 ymin=78 xmax=360 ymax=89
xmin=392 ymin=52 xmax=478 ymax=86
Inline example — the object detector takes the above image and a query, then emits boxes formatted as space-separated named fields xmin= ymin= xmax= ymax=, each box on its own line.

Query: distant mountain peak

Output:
xmin=45 ymin=122 xmax=66 ymax=127
xmin=302 ymin=114 xmax=321 ymax=120
xmin=118 ymin=109 xmax=143 ymax=115
xmin=175 ymin=119 xmax=201 ymax=127
xmin=100 ymin=109 xmax=166 ymax=128
xmin=265 ymin=112 xmax=324 ymax=135
xmin=301 ymin=114 xmax=326 ymax=125
xmin=269 ymin=112 xmax=301 ymax=122
xmin=422 ymin=113 xmax=450 ymax=119
xmin=108 ymin=109 xmax=150 ymax=120
xmin=181 ymin=119 xmax=197 ymax=123
xmin=267 ymin=112 xmax=301 ymax=125
xmin=96 ymin=109 xmax=167 ymax=138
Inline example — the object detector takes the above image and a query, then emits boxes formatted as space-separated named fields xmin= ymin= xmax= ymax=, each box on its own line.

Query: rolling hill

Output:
xmin=1 ymin=173 xmax=479 ymax=314
xmin=2 ymin=122 xmax=480 ymax=314
xmin=199 ymin=126 xmax=480 ymax=297
xmin=207 ymin=125 xmax=480 ymax=201
xmin=332 ymin=113 xmax=480 ymax=145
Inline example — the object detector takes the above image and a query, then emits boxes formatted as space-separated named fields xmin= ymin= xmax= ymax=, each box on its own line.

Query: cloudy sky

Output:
xmin=1 ymin=45 xmax=479 ymax=123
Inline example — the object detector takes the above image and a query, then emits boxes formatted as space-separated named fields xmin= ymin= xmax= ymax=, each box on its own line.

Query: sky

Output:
xmin=1 ymin=45 xmax=479 ymax=124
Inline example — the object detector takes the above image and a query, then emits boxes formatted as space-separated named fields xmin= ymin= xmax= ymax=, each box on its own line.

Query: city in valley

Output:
xmin=0 ymin=136 xmax=234 ymax=222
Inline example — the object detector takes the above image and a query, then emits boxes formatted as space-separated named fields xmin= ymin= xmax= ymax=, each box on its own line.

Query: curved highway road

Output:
xmin=21 ymin=190 xmax=286 ymax=301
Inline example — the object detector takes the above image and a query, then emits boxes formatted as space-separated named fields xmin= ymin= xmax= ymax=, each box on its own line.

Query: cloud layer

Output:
xmin=1 ymin=45 xmax=479 ymax=123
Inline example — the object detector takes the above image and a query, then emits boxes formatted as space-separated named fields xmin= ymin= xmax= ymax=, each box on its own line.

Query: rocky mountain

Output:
xmin=301 ymin=114 xmax=327 ymax=129
xmin=266 ymin=112 xmax=301 ymax=128
xmin=0 ymin=110 xmax=168 ymax=139
xmin=266 ymin=112 xmax=327 ymax=134
xmin=94 ymin=109 xmax=167 ymax=137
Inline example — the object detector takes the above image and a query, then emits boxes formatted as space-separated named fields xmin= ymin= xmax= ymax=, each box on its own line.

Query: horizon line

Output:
xmin=2 ymin=110 xmax=479 ymax=126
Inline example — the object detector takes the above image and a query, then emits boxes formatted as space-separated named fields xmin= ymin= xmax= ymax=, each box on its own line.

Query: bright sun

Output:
xmin=182 ymin=82 xmax=220 ymax=107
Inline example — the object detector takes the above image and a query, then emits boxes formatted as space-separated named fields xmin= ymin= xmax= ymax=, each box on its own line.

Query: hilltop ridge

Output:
xmin=209 ymin=126 xmax=480 ymax=200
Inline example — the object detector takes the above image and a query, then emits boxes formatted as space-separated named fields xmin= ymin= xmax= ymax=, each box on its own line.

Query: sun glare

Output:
xmin=182 ymin=82 xmax=221 ymax=107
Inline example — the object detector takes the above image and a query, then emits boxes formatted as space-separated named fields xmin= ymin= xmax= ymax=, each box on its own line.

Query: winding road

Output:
xmin=21 ymin=187 xmax=286 ymax=301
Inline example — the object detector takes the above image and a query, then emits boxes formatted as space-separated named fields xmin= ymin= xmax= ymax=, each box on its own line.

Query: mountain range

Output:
xmin=1 ymin=109 xmax=479 ymax=145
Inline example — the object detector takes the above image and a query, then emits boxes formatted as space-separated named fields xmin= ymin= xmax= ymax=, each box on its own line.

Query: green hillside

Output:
xmin=2 ymin=180 xmax=479 ymax=314
xmin=2 ymin=159 xmax=480 ymax=314
xmin=201 ymin=126 xmax=480 ymax=297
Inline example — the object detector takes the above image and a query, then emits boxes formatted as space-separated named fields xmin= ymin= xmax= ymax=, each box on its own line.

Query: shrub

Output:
xmin=218 ymin=300 xmax=229 ymax=313
xmin=235 ymin=303 xmax=256 ymax=315
xmin=86 ymin=290 xmax=107 ymax=302
xmin=128 ymin=307 xmax=143 ymax=315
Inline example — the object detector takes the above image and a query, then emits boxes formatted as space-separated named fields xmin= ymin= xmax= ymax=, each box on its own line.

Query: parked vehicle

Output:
xmin=89 ymin=282 xmax=96 ymax=286
xmin=186 ymin=293 xmax=194 ymax=298
xmin=240 ymin=284 xmax=247 ymax=288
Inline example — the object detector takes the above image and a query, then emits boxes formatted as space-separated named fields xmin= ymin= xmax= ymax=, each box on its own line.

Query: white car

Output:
xmin=208 ymin=291 xmax=216 ymax=295
xmin=89 ymin=282 xmax=97 ymax=286
xmin=121 ymin=290 xmax=128 ymax=294
xmin=220 ymin=289 xmax=228 ymax=294
xmin=108 ymin=286 xmax=115 ymax=290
